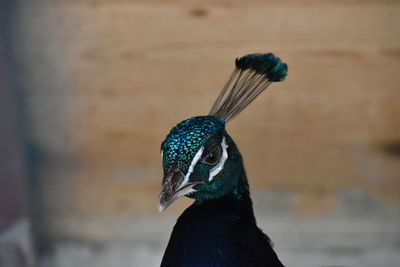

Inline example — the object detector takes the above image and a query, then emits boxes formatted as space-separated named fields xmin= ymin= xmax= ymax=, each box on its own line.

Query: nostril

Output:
xmin=171 ymin=171 xmax=183 ymax=190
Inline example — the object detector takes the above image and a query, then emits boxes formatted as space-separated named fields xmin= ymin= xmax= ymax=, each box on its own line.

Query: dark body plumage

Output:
xmin=161 ymin=145 xmax=284 ymax=267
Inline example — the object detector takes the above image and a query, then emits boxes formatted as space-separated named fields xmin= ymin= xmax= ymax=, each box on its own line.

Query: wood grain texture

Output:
xmin=11 ymin=1 xmax=400 ymax=240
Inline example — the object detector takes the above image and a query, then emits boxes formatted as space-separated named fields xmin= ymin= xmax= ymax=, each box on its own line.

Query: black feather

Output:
xmin=161 ymin=194 xmax=284 ymax=267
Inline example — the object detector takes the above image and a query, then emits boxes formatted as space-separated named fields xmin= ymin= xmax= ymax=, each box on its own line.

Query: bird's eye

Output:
xmin=202 ymin=146 xmax=221 ymax=165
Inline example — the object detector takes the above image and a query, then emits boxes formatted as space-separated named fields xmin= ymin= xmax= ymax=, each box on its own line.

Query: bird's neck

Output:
xmin=230 ymin=165 xmax=251 ymax=201
xmin=193 ymin=165 xmax=256 ymax=222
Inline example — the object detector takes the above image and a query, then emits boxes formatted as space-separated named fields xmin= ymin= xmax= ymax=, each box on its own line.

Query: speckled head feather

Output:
xmin=209 ymin=53 xmax=288 ymax=121
xmin=161 ymin=116 xmax=225 ymax=173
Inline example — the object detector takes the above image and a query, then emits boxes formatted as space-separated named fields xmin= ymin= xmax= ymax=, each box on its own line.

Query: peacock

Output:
xmin=158 ymin=53 xmax=288 ymax=267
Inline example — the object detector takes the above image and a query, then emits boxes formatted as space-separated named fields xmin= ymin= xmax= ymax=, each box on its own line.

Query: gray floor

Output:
xmin=39 ymin=214 xmax=400 ymax=267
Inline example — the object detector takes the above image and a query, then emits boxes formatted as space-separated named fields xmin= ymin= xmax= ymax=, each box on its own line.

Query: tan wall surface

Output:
xmin=12 ymin=0 xmax=400 ymax=243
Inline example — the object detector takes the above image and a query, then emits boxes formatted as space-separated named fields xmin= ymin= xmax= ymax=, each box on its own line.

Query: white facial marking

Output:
xmin=177 ymin=146 xmax=204 ymax=191
xmin=209 ymin=136 xmax=228 ymax=182
xmin=161 ymin=150 xmax=163 ymax=159
xmin=158 ymin=184 xmax=196 ymax=212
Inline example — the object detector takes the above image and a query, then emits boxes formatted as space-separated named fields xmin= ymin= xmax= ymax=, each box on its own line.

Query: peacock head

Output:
xmin=158 ymin=53 xmax=288 ymax=212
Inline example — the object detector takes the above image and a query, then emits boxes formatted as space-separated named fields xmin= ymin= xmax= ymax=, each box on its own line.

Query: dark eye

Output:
xmin=202 ymin=146 xmax=221 ymax=165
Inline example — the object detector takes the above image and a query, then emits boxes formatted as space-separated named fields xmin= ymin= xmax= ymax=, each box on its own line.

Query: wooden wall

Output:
xmin=11 ymin=0 xmax=400 ymax=242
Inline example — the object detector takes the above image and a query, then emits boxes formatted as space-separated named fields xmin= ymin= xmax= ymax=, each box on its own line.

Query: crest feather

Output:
xmin=209 ymin=53 xmax=288 ymax=122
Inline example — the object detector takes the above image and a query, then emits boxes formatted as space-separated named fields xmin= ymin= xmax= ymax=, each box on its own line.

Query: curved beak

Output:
xmin=157 ymin=167 xmax=202 ymax=212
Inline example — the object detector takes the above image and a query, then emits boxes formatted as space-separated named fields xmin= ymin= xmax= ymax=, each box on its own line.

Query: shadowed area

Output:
xmin=382 ymin=141 xmax=400 ymax=157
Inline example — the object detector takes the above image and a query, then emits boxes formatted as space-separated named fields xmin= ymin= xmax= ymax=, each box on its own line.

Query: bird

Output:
xmin=158 ymin=53 xmax=288 ymax=267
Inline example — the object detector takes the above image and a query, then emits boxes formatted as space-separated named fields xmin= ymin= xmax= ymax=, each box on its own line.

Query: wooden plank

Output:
xmin=11 ymin=2 xmax=400 ymax=226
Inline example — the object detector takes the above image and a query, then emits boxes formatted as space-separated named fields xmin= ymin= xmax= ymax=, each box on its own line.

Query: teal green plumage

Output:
xmin=235 ymin=53 xmax=288 ymax=81
xmin=162 ymin=116 xmax=225 ymax=173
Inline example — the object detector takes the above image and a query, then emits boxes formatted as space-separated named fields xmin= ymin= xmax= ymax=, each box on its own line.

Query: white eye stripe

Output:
xmin=173 ymin=136 xmax=228 ymax=191
xmin=208 ymin=136 xmax=228 ymax=182
xmin=177 ymin=146 xmax=204 ymax=191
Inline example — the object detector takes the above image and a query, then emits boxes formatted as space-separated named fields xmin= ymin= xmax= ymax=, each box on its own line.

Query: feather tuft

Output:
xmin=209 ymin=53 xmax=288 ymax=122
xmin=235 ymin=53 xmax=288 ymax=81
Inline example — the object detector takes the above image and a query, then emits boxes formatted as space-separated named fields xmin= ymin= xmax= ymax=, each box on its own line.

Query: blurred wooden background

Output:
xmin=10 ymin=0 xmax=400 ymax=245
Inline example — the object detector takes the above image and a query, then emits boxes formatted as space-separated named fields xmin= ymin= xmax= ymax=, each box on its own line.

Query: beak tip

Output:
xmin=157 ymin=181 xmax=199 ymax=213
xmin=157 ymin=192 xmax=167 ymax=212
xmin=158 ymin=203 xmax=166 ymax=212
